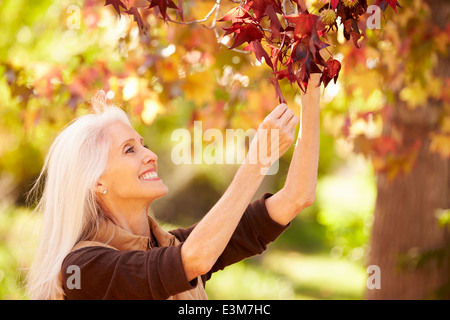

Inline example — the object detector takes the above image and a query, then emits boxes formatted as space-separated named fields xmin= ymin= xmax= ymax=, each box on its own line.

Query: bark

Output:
xmin=365 ymin=0 xmax=450 ymax=299
xmin=366 ymin=119 xmax=450 ymax=299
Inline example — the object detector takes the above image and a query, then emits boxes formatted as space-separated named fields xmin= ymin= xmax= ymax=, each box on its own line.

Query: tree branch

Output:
xmin=169 ymin=0 xmax=220 ymax=25
xmin=165 ymin=0 xmax=251 ymax=54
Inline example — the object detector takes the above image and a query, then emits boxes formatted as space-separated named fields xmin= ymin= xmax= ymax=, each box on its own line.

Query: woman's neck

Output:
xmin=115 ymin=212 xmax=151 ymax=238
xmin=103 ymin=200 xmax=151 ymax=237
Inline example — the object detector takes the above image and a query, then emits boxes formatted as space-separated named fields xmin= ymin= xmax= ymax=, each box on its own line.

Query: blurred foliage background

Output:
xmin=0 ymin=0 xmax=448 ymax=299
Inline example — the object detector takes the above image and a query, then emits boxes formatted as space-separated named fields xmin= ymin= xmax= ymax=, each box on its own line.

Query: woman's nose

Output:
xmin=142 ymin=147 xmax=158 ymax=164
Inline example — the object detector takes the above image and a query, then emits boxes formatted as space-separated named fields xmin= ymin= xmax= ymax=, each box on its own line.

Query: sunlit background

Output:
xmin=0 ymin=0 xmax=448 ymax=299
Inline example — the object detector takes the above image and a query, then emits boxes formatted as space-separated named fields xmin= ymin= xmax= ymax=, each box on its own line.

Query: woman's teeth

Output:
xmin=139 ymin=171 xmax=158 ymax=180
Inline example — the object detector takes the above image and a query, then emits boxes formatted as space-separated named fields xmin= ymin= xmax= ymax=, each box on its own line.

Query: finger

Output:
xmin=279 ymin=107 xmax=295 ymax=125
xmin=267 ymin=103 xmax=288 ymax=120
xmin=286 ymin=114 xmax=300 ymax=132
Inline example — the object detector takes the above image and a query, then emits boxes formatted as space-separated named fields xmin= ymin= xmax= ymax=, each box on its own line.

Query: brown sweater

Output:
xmin=61 ymin=193 xmax=289 ymax=300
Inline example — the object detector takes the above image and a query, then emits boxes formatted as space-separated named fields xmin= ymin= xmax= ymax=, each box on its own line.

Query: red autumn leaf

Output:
xmin=244 ymin=40 xmax=274 ymax=70
xmin=105 ymin=0 xmax=127 ymax=17
xmin=177 ymin=0 xmax=184 ymax=21
xmin=274 ymin=66 xmax=296 ymax=83
xmin=313 ymin=47 xmax=328 ymax=68
xmin=344 ymin=19 xmax=353 ymax=33
xmin=284 ymin=35 xmax=327 ymax=90
xmin=324 ymin=58 xmax=341 ymax=78
xmin=342 ymin=116 xmax=351 ymax=137
xmin=284 ymin=12 xmax=329 ymax=60
xmin=375 ymin=0 xmax=401 ymax=13
xmin=219 ymin=6 xmax=252 ymax=23
xmin=342 ymin=18 xmax=364 ymax=48
xmin=266 ymin=43 xmax=282 ymax=71
xmin=291 ymin=0 xmax=308 ymax=12
xmin=265 ymin=5 xmax=283 ymax=39
xmin=125 ymin=7 xmax=147 ymax=33
xmin=335 ymin=0 xmax=367 ymax=49
xmin=297 ymin=73 xmax=310 ymax=93
xmin=290 ymin=40 xmax=309 ymax=64
xmin=244 ymin=0 xmax=282 ymax=21
xmin=320 ymin=58 xmax=341 ymax=88
xmin=351 ymin=31 xmax=363 ymax=48
xmin=283 ymin=13 xmax=320 ymax=39
xmin=270 ymin=77 xmax=286 ymax=104
xmin=223 ymin=23 xmax=241 ymax=36
xmin=295 ymin=55 xmax=322 ymax=93
xmin=331 ymin=0 xmax=339 ymax=10
xmin=147 ymin=0 xmax=178 ymax=21
xmin=226 ymin=23 xmax=264 ymax=49
xmin=372 ymin=136 xmax=398 ymax=156
xmin=310 ymin=32 xmax=329 ymax=55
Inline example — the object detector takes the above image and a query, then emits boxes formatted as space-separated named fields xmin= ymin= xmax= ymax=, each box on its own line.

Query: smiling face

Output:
xmin=98 ymin=121 xmax=168 ymax=209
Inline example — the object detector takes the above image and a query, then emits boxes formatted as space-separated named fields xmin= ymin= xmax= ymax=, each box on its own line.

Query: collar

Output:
xmin=91 ymin=216 xmax=178 ymax=252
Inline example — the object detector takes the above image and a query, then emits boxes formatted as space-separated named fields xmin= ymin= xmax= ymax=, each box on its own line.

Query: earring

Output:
xmin=102 ymin=189 xmax=107 ymax=195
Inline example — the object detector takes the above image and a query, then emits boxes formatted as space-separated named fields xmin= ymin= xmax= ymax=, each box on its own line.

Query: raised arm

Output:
xmin=181 ymin=103 xmax=299 ymax=281
xmin=265 ymin=74 xmax=321 ymax=226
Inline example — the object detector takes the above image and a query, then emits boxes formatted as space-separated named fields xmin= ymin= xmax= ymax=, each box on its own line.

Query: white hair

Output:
xmin=26 ymin=91 xmax=131 ymax=299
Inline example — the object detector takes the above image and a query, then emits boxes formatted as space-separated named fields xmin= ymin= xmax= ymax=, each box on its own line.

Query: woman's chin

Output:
xmin=149 ymin=184 xmax=169 ymax=200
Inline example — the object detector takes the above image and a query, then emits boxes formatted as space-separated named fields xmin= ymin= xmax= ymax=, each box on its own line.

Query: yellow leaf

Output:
xmin=429 ymin=133 xmax=450 ymax=158
xmin=158 ymin=56 xmax=180 ymax=83
xmin=399 ymin=82 xmax=427 ymax=109
xmin=141 ymin=98 xmax=163 ymax=125
xmin=434 ymin=29 xmax=450 ymax=54
xmin=426 ymin=75 xmax=442 ymax=100
xmin=371 ymin=156 xmax=386 ymax=172
xmin=182 ymin=71 xmax=216 ymax=106
xmin=122 ymin=77 xmax=141 ymax=101
xmin=440 ymin=116 xmax=450 ymax=133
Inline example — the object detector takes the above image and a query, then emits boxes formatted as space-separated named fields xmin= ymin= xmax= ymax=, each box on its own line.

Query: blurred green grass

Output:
xmin=206 ymin=250 xmax=366 ymax=300
xmin=0 ymin=205 xmax=39 ymax=299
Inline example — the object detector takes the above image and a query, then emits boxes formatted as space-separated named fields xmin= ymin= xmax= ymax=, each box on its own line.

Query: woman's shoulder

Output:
xmin=62 ymin=241 xmax=120 ymax=275
xmin=61 ymin=243 xmax=133 ymax=299
xmin=72 ymin=240 xmax=117 ymax=251
xmin=61 ymin=240 xmax=190 ymax=299
xmin=63 ymin=241 xmax=118 ymax=265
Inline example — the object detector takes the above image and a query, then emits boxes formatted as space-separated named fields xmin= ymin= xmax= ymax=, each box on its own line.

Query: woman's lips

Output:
xmin=139 ymin=169 xmax=160 ymax=181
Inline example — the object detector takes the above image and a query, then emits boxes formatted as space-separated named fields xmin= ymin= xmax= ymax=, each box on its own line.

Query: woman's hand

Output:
xmin=245 ymin=103 xmax=299 ymax=173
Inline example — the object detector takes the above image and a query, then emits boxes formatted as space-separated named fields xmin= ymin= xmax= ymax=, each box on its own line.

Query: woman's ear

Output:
xmin=96 ymin=181 xmax=107 ymax=195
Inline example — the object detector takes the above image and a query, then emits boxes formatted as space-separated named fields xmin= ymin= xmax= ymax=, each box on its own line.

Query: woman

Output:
xmin=26 ymin=75 xmax=320 ymax=300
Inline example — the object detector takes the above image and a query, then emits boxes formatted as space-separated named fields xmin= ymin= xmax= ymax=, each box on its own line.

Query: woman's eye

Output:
xmin=125 ymin=146 xmax=134 ymax=154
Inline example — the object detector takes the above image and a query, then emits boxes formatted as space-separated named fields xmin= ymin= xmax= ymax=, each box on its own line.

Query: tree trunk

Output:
xmin=365 ymin=0 xmax=450 ymax=299
xmin=366 ymin=119 xmax=450 ymax=299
